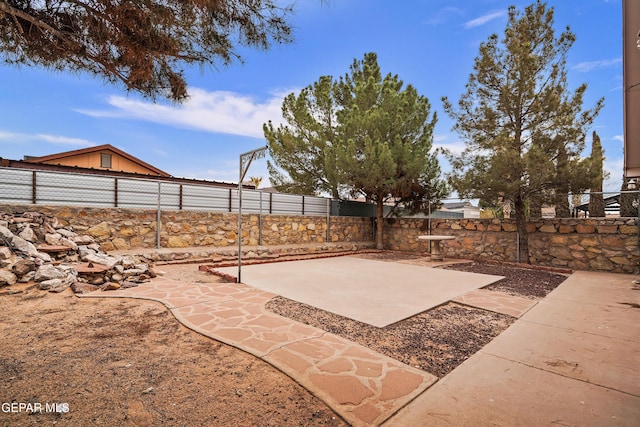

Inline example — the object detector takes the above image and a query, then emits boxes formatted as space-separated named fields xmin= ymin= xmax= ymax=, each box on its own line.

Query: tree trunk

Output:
xmin=376 ymin=199 xmax=384 ymax=249
xmin=514 ymin=194 xmax=530 ymax=264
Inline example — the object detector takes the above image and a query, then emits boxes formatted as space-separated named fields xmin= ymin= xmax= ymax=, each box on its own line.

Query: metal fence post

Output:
xmin=326 ymin=198 xmax=331 ymax=242
xmin=259 ymin=191 xmax=263 ymax=245
xmin=156 ymin=181 xmax=161 ymax=249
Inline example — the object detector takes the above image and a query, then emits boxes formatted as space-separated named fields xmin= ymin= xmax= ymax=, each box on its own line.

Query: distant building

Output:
xmin=22 ymin=144 xmax=170 ymax=177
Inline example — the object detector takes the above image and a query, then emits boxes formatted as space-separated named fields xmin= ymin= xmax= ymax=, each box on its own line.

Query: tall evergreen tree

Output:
xmin=265 ymin=76 xmax=343 ymax=197
xmin=588 ymin=131 xmax=606 ymax=217
xmin=442 ymin=1 xmax=602 ymax=263
xmin=265 ymin=52 xmax=448 ymax=249
xmin=335 ymin=53 xmax=447 ymax=249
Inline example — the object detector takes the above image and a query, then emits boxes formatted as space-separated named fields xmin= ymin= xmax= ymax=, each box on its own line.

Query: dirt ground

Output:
xmin=0 ymin=256 xmax=568 ymax=426
xmin=0 ymin=265 xmax=346 ymax=427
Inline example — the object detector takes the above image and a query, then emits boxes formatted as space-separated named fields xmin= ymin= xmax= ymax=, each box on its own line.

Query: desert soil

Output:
xmin=0 ymin=255 xmax=568 ymax=426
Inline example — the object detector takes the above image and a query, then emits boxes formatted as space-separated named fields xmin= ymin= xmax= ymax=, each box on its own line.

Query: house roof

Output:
xmin=24 ymin=144 xmax=171 ymax=177
xmin=0 ymin=157 xmax=246 ymax=189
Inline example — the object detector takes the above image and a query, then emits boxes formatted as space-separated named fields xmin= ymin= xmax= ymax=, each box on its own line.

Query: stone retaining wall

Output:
xmin=0 ymin=205 xmax=373 ymax=251
xmin=383 ymin=217 xmax=639 ymax=274
xmin=1 ymin=204 xmax=636 ymax=273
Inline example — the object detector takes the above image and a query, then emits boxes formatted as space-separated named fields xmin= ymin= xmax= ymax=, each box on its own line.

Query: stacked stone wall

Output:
xmin=1 ymin=205 xmax=636 ymax=273
xmin=0 ymin=205 xmax=373 ymax=250
xmin=384 ymin=217 xmax=639 ymax=273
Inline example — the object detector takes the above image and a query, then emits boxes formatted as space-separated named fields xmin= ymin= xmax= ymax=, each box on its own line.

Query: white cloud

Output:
xmin=0 ymin=131 xmax=23 ymax=140
xmin=571 ymin=58 xmax=622 ymax=72
xmin=35 ymin=134 xmax=95 ymax=147
xmin=463 ymin=10 xmax=506 ymax=29
xmin=433 ymin=135 xmax=466 ymax=156
xmin=422 ymin=7 xmax=464 ymax=26
xmin=78 ymin=88 xmax=290 ymax=139
xmin=0 ymin=131 xmax=96 ymax=147
xmin=613 ymin=134 xmax=624 ymax=143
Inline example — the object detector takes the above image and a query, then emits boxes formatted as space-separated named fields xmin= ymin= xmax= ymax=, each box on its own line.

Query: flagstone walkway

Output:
xmin=80 ymin=266 xmax=542 ymax=426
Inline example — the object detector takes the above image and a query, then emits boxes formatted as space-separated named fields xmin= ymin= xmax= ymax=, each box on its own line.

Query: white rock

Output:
xmin=60 ymin=237 xmax=78 ymax=251
xmin=45 ymin=233 xmax=62 ymax=245
xmin=0 ymin=270 xmax=17 ymax=286
xmin=35 ymin=252 xmax=52 ymax=263
xmin=56 ymin=228 xmax=76 ymax=238
xmin=11 ymin=236 xmax=39 ymax=257
xmin=0 ymin=247 xmax=12 ymax=260
xmin=34 ymin=264 xmax=66 ymax=282
xmin=19 ymin=227 xmax=36 ymax=242
xmin=0 ymin=226 xmax=13 ymax=240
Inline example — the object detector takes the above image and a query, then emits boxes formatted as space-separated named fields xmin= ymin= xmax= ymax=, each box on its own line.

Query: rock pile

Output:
xmin=0 ymin=211 xmax=154 ymax=293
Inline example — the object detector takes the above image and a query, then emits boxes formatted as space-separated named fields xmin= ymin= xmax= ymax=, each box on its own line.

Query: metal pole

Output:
xmin=259 ymin=191 xmax=263 ymax=246
xmin=428 ymin=200 xmax=432 ymax=254
xmin=156 ymin=181 xmax=161 ymax=249
xmin=326 ymin=198 xmax=330 ymax=242
xmin=237 ymin=145 xmax=267 ymax=283
xmin=238 ymin=159 xmax=242 ymax=283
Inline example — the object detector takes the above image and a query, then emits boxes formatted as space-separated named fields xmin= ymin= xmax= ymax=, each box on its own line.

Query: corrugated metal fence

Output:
xmin=0 ymin=167 xmax=332 ymax=216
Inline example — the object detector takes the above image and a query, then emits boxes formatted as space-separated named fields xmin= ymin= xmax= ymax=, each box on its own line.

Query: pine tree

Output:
xmin=335 ymin=53 xmax=448 ymax=249
xmin=265 ymin=52 xmax=448 ymax=249
xmin=588 ymin=131 xmax=606 ymax=217
xmin=0 ymin=1 xmax=293 ymax=102
xmin=265 ymin=76 xmax=343 ymax=198
xmin=442 ymin=1 xmax=603 ymax=262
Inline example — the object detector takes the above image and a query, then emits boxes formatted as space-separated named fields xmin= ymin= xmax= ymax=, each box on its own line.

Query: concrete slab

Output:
xmin=385 ymin=352 xmax=640 ymax=427
xmin=217 ymin=256 xmax=503 ymax=327
xmin=387 ymin=271 xmax=640 ymax=427
xmin=484 ymin=321 xmax=640 ymax=396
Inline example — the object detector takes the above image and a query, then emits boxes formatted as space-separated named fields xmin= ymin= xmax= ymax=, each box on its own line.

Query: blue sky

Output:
xmin=0 ymin=0 xmax=624 ymax=194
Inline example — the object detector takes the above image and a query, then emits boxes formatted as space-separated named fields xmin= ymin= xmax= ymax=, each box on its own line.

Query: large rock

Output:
xmin=83 ymin=252 xmax=120 ymax=268
xmin=37 ymin=279 xmax=68 ymax=292
xmin=0 ymin=225 xmax=13 ymax=240
xmin=0 ymin=246 xmax=12 ymax=260
xmin=71 ymin=282 xmax=100 ymax=294
xmin=11 ymin=235 xmax=39 ymax=257
xmin=19 ymin=227 xmax=36 ymax=242
xmin=12 ymin=259 xmax=36 ymax=276
xmin=0 ymin=270 xmax=17 ymax=287
xmin=34 ymin=264 xmax=66 ymax=282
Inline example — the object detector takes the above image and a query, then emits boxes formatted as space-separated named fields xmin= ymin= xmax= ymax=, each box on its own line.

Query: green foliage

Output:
xmin=335 ymin=53 xmax=448 ymax=213
xmin=266 ymin=52 xmax=448 ymax=248
xmin=588 ymin=131 xmax=606 ymax=217
xmin=442 ymin=1 xmax=603 ymax=261
xmin=265 ymin=76 xmax=343 ymax=197
xmin=0 ymin=0 xmax=293 ymax=102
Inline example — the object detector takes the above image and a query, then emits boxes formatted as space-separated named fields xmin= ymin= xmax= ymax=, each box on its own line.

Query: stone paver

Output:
xmin=81 ymin=276 xmax=438 ymax=426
